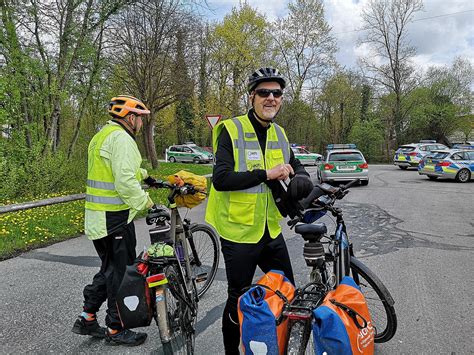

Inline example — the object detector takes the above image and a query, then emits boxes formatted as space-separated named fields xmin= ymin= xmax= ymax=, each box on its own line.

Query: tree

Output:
xmin=316 ymin=71 xmax=363 ymax=146
xmin=174 ymin=27 xmax=195 ymax=143
xmin=403 ymin=58 xmax=474 ymax=144
xmin=272 ymin=0 xmax=336 ymax=102
xmin=112 ymin=0 xmax=185 ymax=168
xmin=360 ymin=0 xmax=423 ymax=157
xmin=208 ymin=4 xmax=269 ymax=117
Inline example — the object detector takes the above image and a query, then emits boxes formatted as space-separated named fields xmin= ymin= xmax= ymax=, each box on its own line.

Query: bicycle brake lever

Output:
xmin=287 ymin=216 xmax=300 ymax=229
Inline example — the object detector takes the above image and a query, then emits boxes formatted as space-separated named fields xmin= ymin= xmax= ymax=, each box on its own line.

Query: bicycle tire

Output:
xmin=162 ymin=265 xmax=196 ymax=354
xmin=188 ymin=224 xmax=220 ymax=298
xmin=350 ymin=257 xmax=397 ymax=343
xmin=286 ymin=320 xmax=313 ymax=355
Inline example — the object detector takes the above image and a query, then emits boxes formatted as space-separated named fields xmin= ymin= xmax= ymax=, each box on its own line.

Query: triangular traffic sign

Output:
xmin=205 ymin=115 xmax=222 ymax=129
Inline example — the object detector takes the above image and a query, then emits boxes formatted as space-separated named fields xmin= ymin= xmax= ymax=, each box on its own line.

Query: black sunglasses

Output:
xmin=254 ymin=89 xmax=283 ymax=98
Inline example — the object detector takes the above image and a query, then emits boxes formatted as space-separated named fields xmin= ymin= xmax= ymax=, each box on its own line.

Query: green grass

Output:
xmin=0 ymin=162 xmax=212 ymax=260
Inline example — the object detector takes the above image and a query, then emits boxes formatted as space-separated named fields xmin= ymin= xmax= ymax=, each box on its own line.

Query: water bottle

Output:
xmin=175 ymin=242 xmax=185 ymax=263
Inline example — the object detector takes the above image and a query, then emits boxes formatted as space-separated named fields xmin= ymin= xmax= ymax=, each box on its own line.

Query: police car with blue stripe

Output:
xmin=418 ymin=149 xmax=474 ymax=182
xmin=393 ymin=140 xmax=448 ymax=169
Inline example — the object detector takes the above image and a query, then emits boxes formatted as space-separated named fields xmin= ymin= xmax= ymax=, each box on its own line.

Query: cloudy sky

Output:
xmin=200 ymin=0 xmax=474 ymax=72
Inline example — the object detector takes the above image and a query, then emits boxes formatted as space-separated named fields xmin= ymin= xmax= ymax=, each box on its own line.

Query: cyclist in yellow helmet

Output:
xmin=72 ymin=95 xmax=159 ymax=346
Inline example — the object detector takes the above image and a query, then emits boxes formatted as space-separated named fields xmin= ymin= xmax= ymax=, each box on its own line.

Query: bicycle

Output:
xmin=283 ymin=180 xmax=397 ymax=354
xmin=142 ymin=179 xmax=220 ymax=354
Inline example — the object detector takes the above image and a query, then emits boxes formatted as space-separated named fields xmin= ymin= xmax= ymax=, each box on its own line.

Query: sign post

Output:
xmin=205 ymin=115 xmax=222 ymax=130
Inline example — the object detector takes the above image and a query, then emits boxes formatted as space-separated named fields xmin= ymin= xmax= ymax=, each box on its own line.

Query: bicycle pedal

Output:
xmin=195 ymin=273 xmax=208 ymax=283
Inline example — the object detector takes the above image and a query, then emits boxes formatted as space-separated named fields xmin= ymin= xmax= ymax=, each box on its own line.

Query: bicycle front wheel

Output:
xmin=187 ymin=224 xmax=220 ymax=298
xmin=162 ymin=265 xmax=196 ymax=355
xmin=350 ymin=257 xmax=397 ymax=343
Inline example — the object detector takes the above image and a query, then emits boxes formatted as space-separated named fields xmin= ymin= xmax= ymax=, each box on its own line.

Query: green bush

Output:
xmin=348 ymin=119 xmax=385 ymax=163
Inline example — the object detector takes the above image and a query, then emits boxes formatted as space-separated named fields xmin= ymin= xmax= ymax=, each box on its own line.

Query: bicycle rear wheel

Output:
xmin=286 ymin=320 xmax=313 ymax=355
xmin=187 ymin=224 xmax=219 ymax=298
xmin=161 ymin=265 xmax=196 ymax=355
xmin=350 ymin=257 xmax=397 ymax=343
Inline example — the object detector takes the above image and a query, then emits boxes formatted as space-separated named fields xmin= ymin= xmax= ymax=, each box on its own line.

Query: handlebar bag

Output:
xmin=237 ymin=270 xmax=295 ymax=355
xmin=168 ymin=170 xmax=207 ymax=208
xmin=116 ymin=260 xmax=153 ymax=329
xmin=312 ymin=276 xmax=374 ymax=355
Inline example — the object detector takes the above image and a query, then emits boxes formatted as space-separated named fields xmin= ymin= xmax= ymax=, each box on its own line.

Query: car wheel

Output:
xmin=398 ymin=166 xmax=408 ymax=170
xmin=193 ymin=157 xmax=200 ymax=164
xmin=168 ymin=156 xmax=176 ymax=163
xmin=361 ymin=180 xmax=369 ymax=186
xmin=428 ymin=176 xmax=438 ymax=180
xmin=456 ymin=169 xmax=471 ymax=183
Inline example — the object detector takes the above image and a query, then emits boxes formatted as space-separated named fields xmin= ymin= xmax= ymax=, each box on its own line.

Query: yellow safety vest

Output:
xmin=85 ymin=124 xmax=138 ymax=211
xmin=205 ymin=114 xmax=290 ymax=243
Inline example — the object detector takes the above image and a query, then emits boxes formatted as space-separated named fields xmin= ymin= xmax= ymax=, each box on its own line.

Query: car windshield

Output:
xmin=189 ymin=145 xmax=208 ymax=154
xmin=292 ymin=147 xmax=309 ymax=154
xmin=398 ymin=146 xmax=415 ymax=152
xmin=329 ymin=152 xmax=363 ymax=161
xmin=430 ymin=152 xmax=450 ymax=159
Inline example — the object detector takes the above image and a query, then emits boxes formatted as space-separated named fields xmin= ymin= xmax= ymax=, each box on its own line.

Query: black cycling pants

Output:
xmin=82 ymin=222 xmax=137 ymax=330
xmin=220 ymin=229 xmax=294 ymax=354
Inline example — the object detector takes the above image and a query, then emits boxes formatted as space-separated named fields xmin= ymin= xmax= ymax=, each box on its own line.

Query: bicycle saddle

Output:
xmin=146 ymin=205 xmax=171 ymax=225
xmin=295 ymin=222 xmax=327 ymax=241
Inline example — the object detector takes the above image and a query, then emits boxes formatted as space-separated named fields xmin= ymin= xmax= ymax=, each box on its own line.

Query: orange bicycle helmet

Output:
xmin=108 ymin=95 xmax=150 ymax=118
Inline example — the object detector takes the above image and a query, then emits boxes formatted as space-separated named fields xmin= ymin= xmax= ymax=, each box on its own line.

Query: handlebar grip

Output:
xmin=341 ymin=179 xmax=360 ymax=190
xmin=287 ymin=216 xmax=300 ymax=226
xmin=298 ymin=186 xmax=325 ymax=210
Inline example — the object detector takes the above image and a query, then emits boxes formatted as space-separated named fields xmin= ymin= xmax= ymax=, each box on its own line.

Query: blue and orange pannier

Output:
xmin=312 ymin=276 xmax=374 ymax=355
xmin=238 ymin=270 xmax=295 ymax=355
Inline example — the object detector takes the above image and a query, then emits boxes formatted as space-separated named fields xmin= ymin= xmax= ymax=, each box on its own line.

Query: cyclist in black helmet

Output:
xmin=205 ymin=67 xmax=314 ymax=354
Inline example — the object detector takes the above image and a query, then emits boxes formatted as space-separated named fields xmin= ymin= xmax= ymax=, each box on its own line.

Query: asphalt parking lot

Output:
xmin=0 ymin=164 xmax=473 ymax=354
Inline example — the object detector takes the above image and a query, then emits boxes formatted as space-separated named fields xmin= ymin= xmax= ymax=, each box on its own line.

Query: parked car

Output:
xmin=418 ymin=149 xmax=474 ymax=182
xmin=451 ymin=142 xmax=474 ymax=150
xmin=393 ymin=140 xmax=448 ymax=169
xmin=165 ymin=143 xmax=213 ymax=163
xmin=318 ymin=144 xmax=369 ymax=185
xmin=291 ymin=145 xmax=322 ymax=166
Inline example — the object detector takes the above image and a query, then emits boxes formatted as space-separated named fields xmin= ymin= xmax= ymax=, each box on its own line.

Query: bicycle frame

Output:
xmin=333 ymin=210 xmax=351 ymax=285
xmin=152 ymin=190 xmax=198 ymax=346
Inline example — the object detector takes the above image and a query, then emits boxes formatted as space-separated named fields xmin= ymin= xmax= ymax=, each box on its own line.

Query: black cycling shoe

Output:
xmin=71 ymin=316 xmax=106 ymax=338
xmin=105 ymin=329 xmax=148 ymax=346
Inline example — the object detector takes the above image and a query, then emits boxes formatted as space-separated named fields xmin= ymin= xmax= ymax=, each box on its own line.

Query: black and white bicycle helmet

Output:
xmin=247 ymin=67 xmax=286 ymax=93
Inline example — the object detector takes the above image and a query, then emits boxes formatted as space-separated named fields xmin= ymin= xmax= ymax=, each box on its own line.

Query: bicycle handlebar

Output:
xmin=288 ymin=179 xmax=360 ymax=227
xmin=146 ymin=179 xmax=206 ymax=196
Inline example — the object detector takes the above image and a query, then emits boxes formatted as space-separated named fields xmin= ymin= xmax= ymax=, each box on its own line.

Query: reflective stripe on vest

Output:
xmin=85 ymin=195 xmax=125 ymax=205
xmin=205 ymin=114 xmax=290 ymax=243
xmin=86 ymin=179 xmax=115 ymax=190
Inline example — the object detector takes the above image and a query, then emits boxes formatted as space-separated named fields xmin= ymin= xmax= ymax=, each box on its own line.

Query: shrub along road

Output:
xmin=0 ymin=165 xmax=473 ymax=354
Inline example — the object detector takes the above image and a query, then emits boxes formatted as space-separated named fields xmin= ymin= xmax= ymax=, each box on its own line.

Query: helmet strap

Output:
xmin=111 ymin=118 xmax=137 ymax=139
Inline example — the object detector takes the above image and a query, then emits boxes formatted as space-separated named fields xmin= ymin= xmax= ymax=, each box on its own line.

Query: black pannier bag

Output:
xmin=116 ymin=260 xmax=153 ymax=329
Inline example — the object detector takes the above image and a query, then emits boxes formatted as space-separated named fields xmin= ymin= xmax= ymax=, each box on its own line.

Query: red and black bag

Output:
xmin=116 ymin=260 xmax=153 ymax=329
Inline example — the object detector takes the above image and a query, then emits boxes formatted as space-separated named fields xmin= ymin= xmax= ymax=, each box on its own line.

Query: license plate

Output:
xmin=337 ymin=166 xmax=355 ymax=171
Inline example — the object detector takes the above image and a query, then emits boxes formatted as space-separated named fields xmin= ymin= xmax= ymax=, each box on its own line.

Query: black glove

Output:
xmin=288 ymin=175 xmax=314 ymax=201
xmin=144 ymin=176 xmax=160 ymax=188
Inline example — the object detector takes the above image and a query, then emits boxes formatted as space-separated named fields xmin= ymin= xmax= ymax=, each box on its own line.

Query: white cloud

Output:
xmin=204 ymin=0 xmax=288 ymax=21
xmin=324 ymin=0 xmax=474 ymax=71
xmin=202 ymin=0 xmax=474 ymax=71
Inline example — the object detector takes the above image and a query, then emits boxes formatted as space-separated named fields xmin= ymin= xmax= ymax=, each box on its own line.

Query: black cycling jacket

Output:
xmin=212 ymin=109 xmax=308 ymax=192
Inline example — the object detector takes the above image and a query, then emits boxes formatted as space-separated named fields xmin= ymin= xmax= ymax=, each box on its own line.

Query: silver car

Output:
xmin=318 ymin=144 xmax=369 ymax=186
xmin=418 ymin=149 xmax=474 ymax=182
xmin=393 ymin=141 xmax=448 ymax=169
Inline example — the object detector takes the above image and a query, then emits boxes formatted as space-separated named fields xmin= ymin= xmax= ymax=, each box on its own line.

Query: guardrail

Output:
xmin=0 ymin=174 xmax=213 ymax=215
xmin=0 ymin=194 xmax=86 ymax=214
